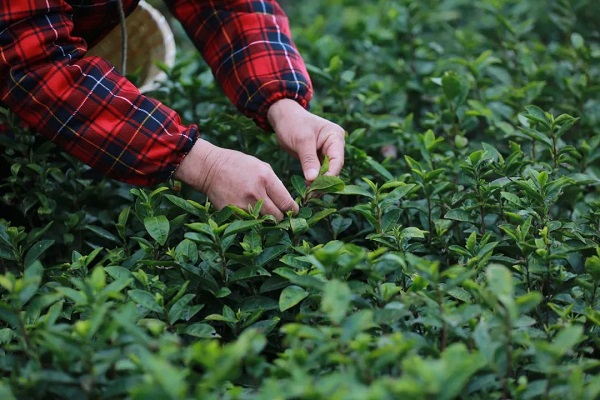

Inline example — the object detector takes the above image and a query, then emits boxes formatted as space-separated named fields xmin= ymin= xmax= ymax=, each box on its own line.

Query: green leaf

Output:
xmin=331 ymin=217 xmax=352 ymax=237
xmin=341 ymin=310 xmax=377 ymax=342
xmin=260 ymin=276 xmax=289 ymax=294
xmin=307 ymin=208 xmax=337 ymax=226
xmin=19 ymin=260 xmax=43 ymax=305
xmin=446 ymin=287 xmax=472 ymax=303
xmin=230 ymin=266 xmax=270 ymax=282
xmin=86 ymin=225 xmax=120 ymax=243
xmin=366 ymin=157 xmax=394 ymax=180
xmin=0 ymin=381 xmax=17 ymax=400
xmin=401 ymin=227 xmax=426 ymax=239
xmin=516 ymin=291 xmax=543 ymax=314
xmin=340 ymin=184 xmax=374 ymax=198
xmin=381 ymin=209 xmax=401 ymax=232
xmin=164 ymin=194 xmax=208 ymax=219
xmin=135 ymin=349 xmax=188 ymax=399
xmin=555 ymin=115 xmax=579 ymax=138
xmin=168 ymin=294 xmax=196 ymax=325
xmin=117 ymin=206 xmax=131 ymax=227
xmin=239 ymin=296 xmax=279 ymax=312
xmin=466 ymin=231 xmax=477 ymax=252
xmin=319 ymin=155 xmax=330 ymax=176
xmin=290 ymin=218 xmax=309 ymax=234
xmin=518 ymin=126 xmax=553 ymax=147
xmin=279 ymin=285 xmax=309 ymax=311
xmin=185 ymin=222 xmax=215 ymax=239
xmin=439 ymin=344 xmax=486 ymax=400
xmin=552 ymin=325 xmax=583 ymax=356
xmin=501 ymin=191 xmax=522 ymax=206
xmin=308 ymin=175 xmax=346 ymax=194
xmin=0 ymin=302 xmax=22 ymax=330
xmin=144 ymin=215 xmax=170 ymax=246
xmin=486 ymin=264 xmax=515 ymax=314
xmin=222 ymin=220 xmax=263 ymax=238
xmin=321 ymin=280 xmax=352 ymax=324
xmin=175 ymin=239 xmax=199 ymax=264
xmin=523 ymin=105 xmax=551 ymax=129
xmin=204 ymin=312 xmax=237 ymax=323
xmin=442 ymin=71 xmax=463 ymax=100
xmin=585 ymin=254 xmax=600 ymax=281
xmin=444 ymin=209 xmax=474 ymax=223
xmin=536 ymin=170 xmax=549 ymax=187
xmin=380 ymin=184 xmax=416 ymax=209
xmin=571 ymin=32 xmax=584 ymax=49
xmin=291 ymin=175 xmax=307 ymax=197
xmin=55 ymin=287 xmax=87 ymax=305
xmin=128 ymin=289 xmax=163 ymax=313
xmin=0 ymin=224 xmax=10 ymax=246
xmin=257 ymin=245 xmax=289 ymax=267
xmin=215 ymin=287 xmax=232 ymax=298
xmin=24 ymin=239 xmax=54 ymax=268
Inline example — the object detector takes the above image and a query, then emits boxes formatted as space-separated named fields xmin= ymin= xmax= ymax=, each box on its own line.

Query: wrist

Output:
xmin=173 ymin=138 xmax=221 ymax=194
xmin=267 ymin=98 xmax=306 ymax=131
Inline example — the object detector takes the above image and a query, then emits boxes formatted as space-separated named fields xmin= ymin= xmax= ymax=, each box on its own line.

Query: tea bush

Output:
xmin=1 ymin=0 xmax=600 ymax=399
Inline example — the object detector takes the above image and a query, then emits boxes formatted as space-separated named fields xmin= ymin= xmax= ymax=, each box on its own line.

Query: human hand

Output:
xmin=267 ymin=99 xmax=345 ymax=183
xmin=173 ymin=139 xmax=299 ymax=221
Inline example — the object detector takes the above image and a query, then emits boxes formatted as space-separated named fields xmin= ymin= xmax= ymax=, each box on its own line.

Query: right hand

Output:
xmin=173 ymin=139 xmax=299 ymax=221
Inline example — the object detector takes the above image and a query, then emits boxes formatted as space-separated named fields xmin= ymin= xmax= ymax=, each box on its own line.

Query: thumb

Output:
xmin=297 ymin=141 xmax=320 ymax=181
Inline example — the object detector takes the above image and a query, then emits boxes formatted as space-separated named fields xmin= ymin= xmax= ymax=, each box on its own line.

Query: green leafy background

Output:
xmin=1 ymin=0 xmax=600 ymax=398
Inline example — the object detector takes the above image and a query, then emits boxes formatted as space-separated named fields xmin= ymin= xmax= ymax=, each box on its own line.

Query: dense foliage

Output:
xmin=1 ymin=0 xmax=600 ymax=398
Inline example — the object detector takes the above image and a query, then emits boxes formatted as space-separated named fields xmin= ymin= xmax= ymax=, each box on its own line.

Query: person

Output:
xmin=0 ymin=0 xmax=345 ymax=221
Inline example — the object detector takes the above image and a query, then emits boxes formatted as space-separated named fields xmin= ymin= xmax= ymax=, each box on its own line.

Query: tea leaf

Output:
xmin=24 ymin=239 xmax=54 ymax=268
xmin=144 ymin=215 xmax=170 ymax=246
xmin=128 ymin=290 xmax=163 ymax=313
xmin=321 ymin=280 xmax=352 ymax=324
xmin=291 ymin=175 xmax=307 ymax=197
xmin=183 ymin=323 xmax=220 ymax=339
xmin=308 ymin=175 xmax=346 ymax=194
xmin=340 ymin=185 xmax=374 ymax=198
xmin=223 ymin=220 xmax=263 ymax=238
xmin=442 ymin=71 xmax=463 ymax=100
xmin=279 ymin=285 xmax=309 ymax=311
xmin=319 ymin=155 xmax=330 ymax=176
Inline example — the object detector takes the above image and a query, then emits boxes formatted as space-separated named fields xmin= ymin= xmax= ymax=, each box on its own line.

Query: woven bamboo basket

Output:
xmin=87 ymin=1 xmax=176 ymax=93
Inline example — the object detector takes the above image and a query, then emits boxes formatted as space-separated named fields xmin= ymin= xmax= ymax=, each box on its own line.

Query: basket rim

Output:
xmin=88 ymin=0 xmax=176 ymax=93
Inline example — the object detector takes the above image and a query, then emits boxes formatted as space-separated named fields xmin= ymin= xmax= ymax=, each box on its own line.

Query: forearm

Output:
xmin=164 ymin=0 xmax=313 ymax=130
xmin=0 ymin=1 xmax=198 ymax=186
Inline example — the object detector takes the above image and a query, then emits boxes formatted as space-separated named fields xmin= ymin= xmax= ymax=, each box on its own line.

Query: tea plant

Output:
xmin=1 ymin=0 xmax=600 ymax=398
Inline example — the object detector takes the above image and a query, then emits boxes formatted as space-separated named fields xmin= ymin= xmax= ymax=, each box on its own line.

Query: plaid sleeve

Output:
xmin=165 ymin=0 xmax=313 ymax=131
xmin=0 ymin=0 xmax=198 ymax=187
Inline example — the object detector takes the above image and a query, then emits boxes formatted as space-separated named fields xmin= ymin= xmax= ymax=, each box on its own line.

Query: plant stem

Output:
xmin=552 ymin=136 xmax=559 ymax=174
xmin=437 ymin=286 xmax=447 ymax=351
xmin=427 ymin=196 xmax=433 ymax=248
xmin=503 ymin=309 xmax=513 ymax=399
xmin=377 ymin=204 xmax=383 ymax=234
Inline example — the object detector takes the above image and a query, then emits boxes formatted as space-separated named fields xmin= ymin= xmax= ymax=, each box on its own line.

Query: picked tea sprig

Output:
xmin=291 ymin=155 xmax=345 ymax=205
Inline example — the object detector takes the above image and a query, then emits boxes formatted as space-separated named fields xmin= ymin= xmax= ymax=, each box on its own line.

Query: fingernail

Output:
xmin=306 ymin=168 xmax=318 ymax=180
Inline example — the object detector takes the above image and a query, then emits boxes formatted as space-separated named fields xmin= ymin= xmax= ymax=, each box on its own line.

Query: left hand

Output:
xmin=267 ymin=99 xmax=345 ymax=183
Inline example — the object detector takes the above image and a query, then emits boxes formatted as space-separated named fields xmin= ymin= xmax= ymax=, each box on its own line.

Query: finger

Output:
xmin=259 ymin=198 xmax=285 ymax=222
xmin=266 ymin=177 xmax=300 ymax=216
xmin=322 ymin=131 xmax=345 ymax=176
xmin=296 ymin=139 xmax=321 ymax=182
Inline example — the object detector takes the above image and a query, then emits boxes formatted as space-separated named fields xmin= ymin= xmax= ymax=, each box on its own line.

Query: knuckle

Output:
xmin=279 ymin=198 xmax=296 ymax=211
xmin=256 ymin=163 xmax=274 ymax=183
xmin=331 ymin=123 xmax=344 ymax=132
xmin=301 ymin=154 xmax=319 ymax=164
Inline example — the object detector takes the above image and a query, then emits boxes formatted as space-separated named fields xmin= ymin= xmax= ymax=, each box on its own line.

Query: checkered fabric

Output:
xmin=0 ymin=0 xmax=313 ymax=186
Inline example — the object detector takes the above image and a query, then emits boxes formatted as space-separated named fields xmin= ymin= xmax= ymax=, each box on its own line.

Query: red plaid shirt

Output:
xmin=0 ymin=0 xmax=313 ymax=186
